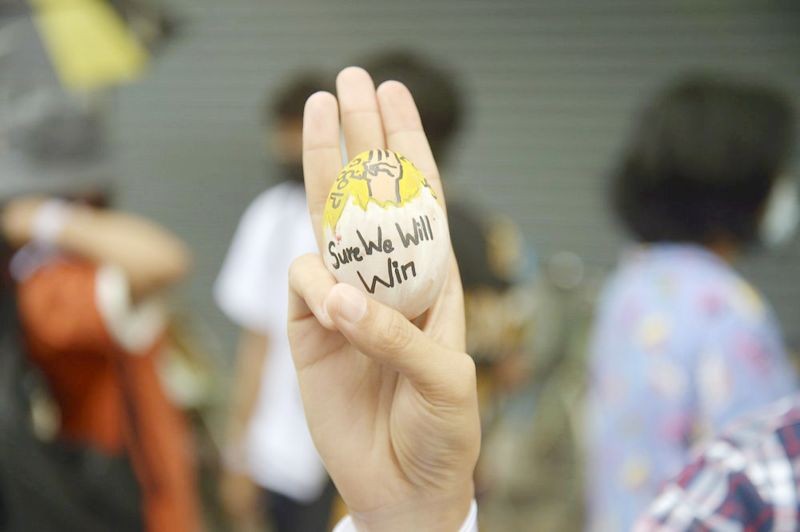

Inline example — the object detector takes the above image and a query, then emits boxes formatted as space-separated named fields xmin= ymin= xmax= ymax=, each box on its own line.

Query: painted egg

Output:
xmin=323 ymin=149 xmax=449 ymax=318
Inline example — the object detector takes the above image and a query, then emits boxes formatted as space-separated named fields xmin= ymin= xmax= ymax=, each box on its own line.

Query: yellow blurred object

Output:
xmin=31 ymin=0 xmax=148 ymax=90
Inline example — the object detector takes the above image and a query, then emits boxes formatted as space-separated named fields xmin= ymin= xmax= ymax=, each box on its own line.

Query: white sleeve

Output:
xmin=214 ymin=190 xmax=282 ymax=333
xmin=95 ymin=264 xmax=166 ymax=354
xmin=332 ymin=500 xmax=478 ymax=532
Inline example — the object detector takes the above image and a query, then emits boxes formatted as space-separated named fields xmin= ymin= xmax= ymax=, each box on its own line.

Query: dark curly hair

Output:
xmin=263 ymin=72 xmax=329 ymax=125
xmin=612 ymin=74 xmax=796 ymax=246
xmin=360 ymin=50 xmax=465 ymax=164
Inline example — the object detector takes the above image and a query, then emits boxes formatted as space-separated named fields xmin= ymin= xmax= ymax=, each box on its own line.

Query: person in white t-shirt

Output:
xmin=215 ymin=74 xmax=335 ymax=532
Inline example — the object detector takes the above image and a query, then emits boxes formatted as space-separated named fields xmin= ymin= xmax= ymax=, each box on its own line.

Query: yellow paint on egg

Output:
xmin=324 ymin=149 xmax=435 ymax=230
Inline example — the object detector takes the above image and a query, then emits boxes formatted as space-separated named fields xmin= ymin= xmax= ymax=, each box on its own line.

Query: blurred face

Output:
xmin=268 ymin=117 xmax=303 ymax=166
xmin=266 ymin=117 xmax=304 ymax=183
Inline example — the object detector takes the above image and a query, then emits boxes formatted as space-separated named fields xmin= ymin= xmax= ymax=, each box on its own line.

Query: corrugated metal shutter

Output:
xmin=112 ymin=0 xmax=800 ymax=353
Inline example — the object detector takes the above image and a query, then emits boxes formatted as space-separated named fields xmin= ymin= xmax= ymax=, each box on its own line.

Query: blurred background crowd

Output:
xmin=0 ymin=0 xmax=798 ymax=531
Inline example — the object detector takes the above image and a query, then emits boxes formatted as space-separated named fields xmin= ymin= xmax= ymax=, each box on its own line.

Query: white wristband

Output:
xmin=32 ymin=199 xmax=72 ymax=245
xmin=333 ymin=499 xmax=478 ymax=532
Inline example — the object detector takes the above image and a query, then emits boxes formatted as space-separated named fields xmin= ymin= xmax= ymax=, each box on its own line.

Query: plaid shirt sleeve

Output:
xmin=634 ymin=395 xmax=800 ymax=532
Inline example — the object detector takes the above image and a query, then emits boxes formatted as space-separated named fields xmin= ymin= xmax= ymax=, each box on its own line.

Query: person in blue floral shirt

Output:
xmin=585 ymin=75 xmax=799 ymax=531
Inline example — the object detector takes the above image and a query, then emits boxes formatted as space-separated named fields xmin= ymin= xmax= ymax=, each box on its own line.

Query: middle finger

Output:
xmin=337 ymin=67 xmax=386 ymax=158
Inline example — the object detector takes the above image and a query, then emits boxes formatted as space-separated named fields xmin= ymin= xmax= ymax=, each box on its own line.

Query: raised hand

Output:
xmin=287 ymin=67 xmax=480 ymax=531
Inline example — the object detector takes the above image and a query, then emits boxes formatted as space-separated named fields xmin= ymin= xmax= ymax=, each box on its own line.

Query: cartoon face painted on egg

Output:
xmin=323 ymin=149 xmax=449 ymax=319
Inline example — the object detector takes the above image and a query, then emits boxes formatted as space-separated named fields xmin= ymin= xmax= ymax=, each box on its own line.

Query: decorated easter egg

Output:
xmin=323 ymin=149 xmax=449 ymax=318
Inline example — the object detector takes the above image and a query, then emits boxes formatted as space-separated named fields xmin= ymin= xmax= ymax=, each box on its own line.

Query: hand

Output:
xmin=288 ymin=67 xmax=481 ymax=532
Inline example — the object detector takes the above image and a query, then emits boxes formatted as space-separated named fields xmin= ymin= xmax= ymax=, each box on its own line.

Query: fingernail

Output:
xmin=330 ymin=284 xmax=367 ymax=323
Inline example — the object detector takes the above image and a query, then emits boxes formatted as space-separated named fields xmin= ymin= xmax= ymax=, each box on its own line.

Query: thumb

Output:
xmin=324 ymin=283 xmax=474 ymax=400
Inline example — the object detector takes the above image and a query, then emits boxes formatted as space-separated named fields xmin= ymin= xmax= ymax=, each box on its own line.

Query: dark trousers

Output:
xmin=262 ymin=480 xmax=336 ymax=532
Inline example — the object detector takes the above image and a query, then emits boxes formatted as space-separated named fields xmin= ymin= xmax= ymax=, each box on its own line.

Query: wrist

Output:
xmin=350 ymin=482 xmax=474 ymax=532
xmin=32 ymin=199 xmax=74 ymax=245
xmin=2 ymin=197 xmax=80 ymax=248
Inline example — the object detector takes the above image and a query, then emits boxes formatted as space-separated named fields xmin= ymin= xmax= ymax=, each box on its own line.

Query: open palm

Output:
xmin=287 ymin=67 xmax=480 ymax=531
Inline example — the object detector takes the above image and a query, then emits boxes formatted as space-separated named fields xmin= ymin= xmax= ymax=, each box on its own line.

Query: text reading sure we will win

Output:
xmin=328 ymin=215 xmax=435 ymax=294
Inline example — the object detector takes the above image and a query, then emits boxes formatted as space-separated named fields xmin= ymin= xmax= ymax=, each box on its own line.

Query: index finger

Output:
xmin=303 ymin=91 xmax=342 ymax=249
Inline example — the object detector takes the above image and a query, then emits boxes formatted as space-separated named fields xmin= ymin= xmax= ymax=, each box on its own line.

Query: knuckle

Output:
xmin=450 ymin=354 xmax=478 ymax=402
xmin=378 ymin=311 xmax=414 ymax=356
xmin=289 ymin=254 xmax=319 ymax=285
xmin=294 ymin=253 xmax=317 ymax=269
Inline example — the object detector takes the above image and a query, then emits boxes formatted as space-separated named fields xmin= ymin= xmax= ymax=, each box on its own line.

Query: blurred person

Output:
xmin=585 ymin=75 xmax=798 ymax=531
xmin=1 ymin=194 xmax=198 ymax=532
xmin=0 ymin=90 xmax=199 ymax=532
xmin=214 ymin=73 xmax=335 ymax=532
xmin=477 ymin=252 xmax=599 ymax=532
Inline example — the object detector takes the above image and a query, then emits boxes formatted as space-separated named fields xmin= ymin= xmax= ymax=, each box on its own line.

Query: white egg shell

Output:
xmin=324 ymin=181 xmax=449 ymax=319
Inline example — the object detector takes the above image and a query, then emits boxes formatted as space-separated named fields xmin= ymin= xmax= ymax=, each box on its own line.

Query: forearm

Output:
xmin=224 ymin=330 xmax=268 ymax=459
xmin=60 ymin=207 xmax=190 ymax=297
xmin=2 ymin=197 xmax=190 ymax=298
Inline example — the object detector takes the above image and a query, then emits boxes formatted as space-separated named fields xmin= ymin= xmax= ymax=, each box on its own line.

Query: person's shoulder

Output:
xmin=232 ymin=184 xmax=295 ymax=235
xmin=652 ymin=246 xmax=773 ymax=328
xmin=717 ymin=274 xmax=772 ymax=325
xmin=244 ymin=184 xmax=287 ymax=213
xmin=679 ymin=261 xmax=778 ymax=345
xmin=17 ymin=257 xmax=119 ymax=354
xmin=242 ymin=182 xmax=305 ymax=219
xmin=596 ymin=247 xmax=659 ymax=312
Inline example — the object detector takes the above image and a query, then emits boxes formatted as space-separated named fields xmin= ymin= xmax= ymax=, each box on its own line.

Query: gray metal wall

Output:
xmin=112 ymin=0 xmax=800 ymax=357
